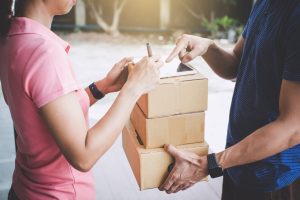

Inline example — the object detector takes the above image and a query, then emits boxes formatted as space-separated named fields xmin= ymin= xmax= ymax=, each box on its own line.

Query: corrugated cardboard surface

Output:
xmin=131 ymin=104 xmax=205 ymax=149
xmin=122 ymin=121 xmax=209 ymax=190
xmin=137 ymin=73 xmax=208 ymax=118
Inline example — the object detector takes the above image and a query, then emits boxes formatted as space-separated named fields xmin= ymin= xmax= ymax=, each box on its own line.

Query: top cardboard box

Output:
xmin=137 ymin=71 xmax=208 ymax=118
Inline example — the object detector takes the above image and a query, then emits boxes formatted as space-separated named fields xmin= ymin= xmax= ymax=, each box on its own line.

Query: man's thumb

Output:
xmin=164 ymin=144 xmax=181 ymax=158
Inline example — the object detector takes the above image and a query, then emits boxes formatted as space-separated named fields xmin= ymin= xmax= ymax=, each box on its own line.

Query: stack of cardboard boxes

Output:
xmin=122 ymin=64 xmax=209 ymax=190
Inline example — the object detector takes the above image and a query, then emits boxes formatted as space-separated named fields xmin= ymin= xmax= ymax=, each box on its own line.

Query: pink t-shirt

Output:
xmin=0 ymin=17 xmax=95 ymax=200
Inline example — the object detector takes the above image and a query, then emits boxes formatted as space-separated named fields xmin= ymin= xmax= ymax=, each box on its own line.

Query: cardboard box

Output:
xmin=122 ymin=121 xmax=209 ymax=190
xmin=137 ymin=73 xmax=208 ymax=118
xmin=131 ymin=104 xmax=205 ymax=149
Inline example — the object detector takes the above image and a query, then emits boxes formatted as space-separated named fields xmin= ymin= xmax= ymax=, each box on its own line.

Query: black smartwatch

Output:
xmin=89 ymin=83 xmax=105 ymax=100
xmin=207 ymin=153 xmax=223 ymax=178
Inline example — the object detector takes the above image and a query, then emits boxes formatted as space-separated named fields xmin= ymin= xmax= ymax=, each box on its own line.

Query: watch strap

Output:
xmin=207 ymin=153 xmax=223 ymax=178
xmin=89 ymin=83 xmax=105 ymax=100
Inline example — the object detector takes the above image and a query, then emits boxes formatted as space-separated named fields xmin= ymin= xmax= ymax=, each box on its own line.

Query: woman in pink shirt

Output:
xmin=0 ymin=0 xmax=163 ymax=199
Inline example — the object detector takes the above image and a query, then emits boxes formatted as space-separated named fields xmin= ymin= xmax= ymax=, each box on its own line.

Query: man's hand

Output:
xmin=166 ymin=34 xmax=244 ymax=80
xmin=159 ymin=144 xmax=209 ymax=194
xmin=98 ymin=57 xmax=133 ymax=94
xmin=166 ymin=34 xmax=214 ymax=63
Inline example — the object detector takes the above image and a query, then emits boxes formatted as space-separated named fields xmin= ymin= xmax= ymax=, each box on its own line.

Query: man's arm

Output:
xmin=217 ymin=80 xmax=300 ymax=168
xmin=159 ymin=79 xmax=300 ymax=193
xmin=166 ymin=34 xmax=245 ymax=80
xmin=202 ymin=36 xmax=244 ymax=80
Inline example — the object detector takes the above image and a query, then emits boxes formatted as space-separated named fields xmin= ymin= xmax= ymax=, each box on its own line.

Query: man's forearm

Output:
xmin=202 ymin=44 xmax=239 ymax=80
xmin=202 ymin=37 xmax=244 ymax=80
xmin=216 ymin=118 xmax=300 ymax=169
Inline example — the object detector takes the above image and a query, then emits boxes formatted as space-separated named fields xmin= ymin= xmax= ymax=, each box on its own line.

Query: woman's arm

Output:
xmin=85 ymin=57 xmax=132 ymax=107
xmin=40 ymin=56 xmax=163 ymax=172
xmin=84 ymin=78 xmax=109 ymax=106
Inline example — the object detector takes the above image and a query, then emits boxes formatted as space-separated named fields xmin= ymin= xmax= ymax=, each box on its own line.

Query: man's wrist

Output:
xmin=215 ymin=151 xmax=226 ymax=170
xmin=207 ymin=153 xmax=223 ymax=178
xmin=203 ymin=39 xmax=217 ymax=57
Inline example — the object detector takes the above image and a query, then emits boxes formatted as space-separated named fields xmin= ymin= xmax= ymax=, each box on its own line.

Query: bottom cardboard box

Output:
xmin=122 ymin=121 xmax=209 ymax=190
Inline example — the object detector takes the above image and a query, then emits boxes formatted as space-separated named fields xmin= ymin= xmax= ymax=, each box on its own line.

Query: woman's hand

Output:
xmin=166 ymin=34 xmax=214 ymax=63
xmin=97 ymin=57 xmax=133 ymax=94
xmin=124 ymin=55 xmax=164 ymax=97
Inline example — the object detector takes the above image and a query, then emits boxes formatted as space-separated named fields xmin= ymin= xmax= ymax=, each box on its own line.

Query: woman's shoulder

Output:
xmin=19 ymin=33 xmax=66 ymax=57
xmin=8 ymin=17 xmax=68 ymax=56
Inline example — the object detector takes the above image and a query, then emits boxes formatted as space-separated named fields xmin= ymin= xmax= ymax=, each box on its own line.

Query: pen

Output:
xmin=146 ymin=42 xmax=153 ymax=57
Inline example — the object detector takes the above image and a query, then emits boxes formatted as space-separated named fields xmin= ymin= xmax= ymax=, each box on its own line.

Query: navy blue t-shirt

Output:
xmin=227 ymin=0 xmax=300 ymax=192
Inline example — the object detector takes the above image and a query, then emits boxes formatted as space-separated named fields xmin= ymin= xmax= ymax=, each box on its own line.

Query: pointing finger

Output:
xmin=165 ymin=39 xmax=188 ymax=63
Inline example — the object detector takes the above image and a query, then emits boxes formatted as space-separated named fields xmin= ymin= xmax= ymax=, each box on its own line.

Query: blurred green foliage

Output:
xmin=216 ymin=16 xmax=238 ymax=31
xmin=201 ymin=15 xmax=243 ymax=39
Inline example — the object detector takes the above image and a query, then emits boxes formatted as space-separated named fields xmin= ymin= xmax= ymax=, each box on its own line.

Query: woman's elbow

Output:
xmin=73 ymin=162 xmax=92 ymax=172
xmin=68 ymin=157 xmax=94 ymax=172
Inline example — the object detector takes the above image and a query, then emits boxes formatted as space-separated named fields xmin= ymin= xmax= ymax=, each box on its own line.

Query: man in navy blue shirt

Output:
xmin=159 ymin=0 xmax=300 ymax=199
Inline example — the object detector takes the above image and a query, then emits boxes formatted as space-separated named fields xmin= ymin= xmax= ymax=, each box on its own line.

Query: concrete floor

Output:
xmin=0 ymin=34 xmax=235 ymax=200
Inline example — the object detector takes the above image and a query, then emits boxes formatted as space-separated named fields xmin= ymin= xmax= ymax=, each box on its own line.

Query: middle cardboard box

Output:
xmin=131 ymin=104 xmax=205 ymax=149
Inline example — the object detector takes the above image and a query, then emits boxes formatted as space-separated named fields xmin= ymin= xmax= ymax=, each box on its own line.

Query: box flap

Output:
xmin=159 ymin=72 xmax=207 ymax=84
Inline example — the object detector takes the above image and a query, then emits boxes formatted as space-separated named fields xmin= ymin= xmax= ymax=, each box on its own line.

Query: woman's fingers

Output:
xmin=116 ymin=57 xmax=134 ymax=70
xmin=149 ymin=55 xmax=161 ymax=62
xmin=155 ymin=60 xmax=164 ymax=70
xmin=122 ymin=57 xmax=134 ymax=63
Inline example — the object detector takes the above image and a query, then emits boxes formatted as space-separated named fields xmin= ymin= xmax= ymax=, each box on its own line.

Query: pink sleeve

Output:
xmin=23 ymin=41 xmax=79 ymax=108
